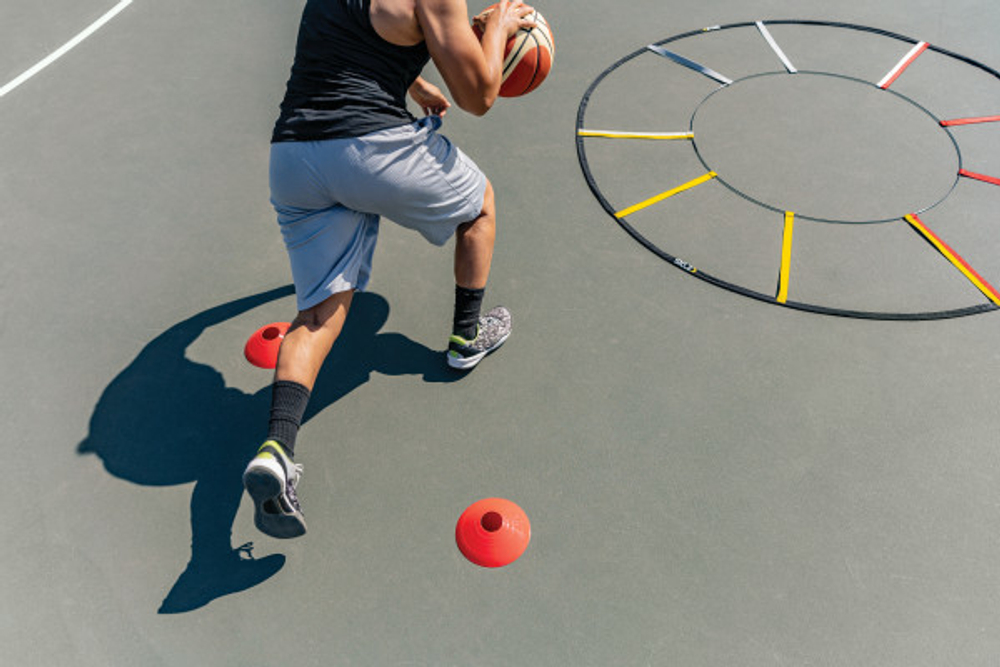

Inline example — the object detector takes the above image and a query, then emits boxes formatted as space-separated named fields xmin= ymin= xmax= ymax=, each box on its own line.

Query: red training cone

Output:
xmin=244 ymin=322 xmax=291 ymax=369
xmin=455 ymin=498 xmax=531 ymax=568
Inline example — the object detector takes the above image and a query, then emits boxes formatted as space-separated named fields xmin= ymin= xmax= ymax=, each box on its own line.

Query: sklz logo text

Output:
xmin=673 ymin=258 xmax=697 ymax=273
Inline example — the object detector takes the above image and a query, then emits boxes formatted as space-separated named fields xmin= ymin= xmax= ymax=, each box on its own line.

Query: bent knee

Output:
xmin=295 ymin=290 xmax=354 ymax=330
xmin=479 ymin=180 xmax=495 ymax=219
xmin=459 ymin=181 xmax=495 ymax=236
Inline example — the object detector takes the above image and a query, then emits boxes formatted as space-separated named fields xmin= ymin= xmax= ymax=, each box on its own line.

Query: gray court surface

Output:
xmin=3 ymin=0 xmax=999 ymax=664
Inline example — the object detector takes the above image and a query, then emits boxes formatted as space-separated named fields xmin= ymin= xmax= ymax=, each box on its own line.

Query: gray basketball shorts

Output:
xmin=269 ymin=115 xmax=488 ymax=311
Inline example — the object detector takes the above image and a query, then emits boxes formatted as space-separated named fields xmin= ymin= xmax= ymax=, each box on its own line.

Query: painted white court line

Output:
xmin=0 ymin=0 xmax=134 ymax=99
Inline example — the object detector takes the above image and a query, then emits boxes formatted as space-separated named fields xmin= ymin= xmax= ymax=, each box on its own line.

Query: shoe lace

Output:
xmin=285 ymin=463 xmax=305 ymax=512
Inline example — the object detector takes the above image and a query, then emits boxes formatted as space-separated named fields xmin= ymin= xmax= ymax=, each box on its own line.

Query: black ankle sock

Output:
xmin=267 ymin=380 xmax=311 ymax=458
xmin=453 ymin=286 xmax=485 ymax=340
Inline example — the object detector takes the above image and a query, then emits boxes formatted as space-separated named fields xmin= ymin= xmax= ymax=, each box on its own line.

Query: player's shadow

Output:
xmin=76 ymin=286 xmax=460 ymax=614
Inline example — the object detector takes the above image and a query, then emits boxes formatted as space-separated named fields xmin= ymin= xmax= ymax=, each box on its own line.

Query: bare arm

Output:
xmin=409 ymin=76 xmax=451 ymax=116
xmin=415 ymin=0 xmax=534 ymax=116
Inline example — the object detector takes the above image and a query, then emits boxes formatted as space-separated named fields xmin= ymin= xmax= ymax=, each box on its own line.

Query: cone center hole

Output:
xmin=481 ymin=511 xmax=503 ymax=532
xmin=262 ymin=326 xmax=281 ymax=340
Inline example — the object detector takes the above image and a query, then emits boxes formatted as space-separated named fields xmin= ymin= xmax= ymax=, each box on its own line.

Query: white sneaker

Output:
xmin=242 ymin=441 xmax=307 ymax=539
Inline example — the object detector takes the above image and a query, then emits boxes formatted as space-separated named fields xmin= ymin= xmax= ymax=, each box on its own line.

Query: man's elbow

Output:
xmin=456 ymin=91 xmax=496 ymax=117
xmin=466 ymin=102 xmax=492 ymax=117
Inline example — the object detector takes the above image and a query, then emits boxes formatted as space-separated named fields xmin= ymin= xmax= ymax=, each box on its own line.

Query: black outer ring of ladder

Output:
xmin=575 ymin=19 xmax=1000 ymax=320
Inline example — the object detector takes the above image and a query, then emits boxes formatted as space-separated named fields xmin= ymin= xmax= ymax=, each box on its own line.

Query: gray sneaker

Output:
xmin=447 ymin=306 xmax=512 ymax=370
xmin=242 ymin=440 xmax=307 ymax=539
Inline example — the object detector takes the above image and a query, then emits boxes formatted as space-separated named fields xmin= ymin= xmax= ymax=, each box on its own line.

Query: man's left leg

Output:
xmin=243 ymin=290 xmax=354 ymax=539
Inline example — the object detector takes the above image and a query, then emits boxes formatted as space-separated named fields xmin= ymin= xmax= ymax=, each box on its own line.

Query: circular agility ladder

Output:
xmin=576 ymin=20 xmax=1000 ymax=320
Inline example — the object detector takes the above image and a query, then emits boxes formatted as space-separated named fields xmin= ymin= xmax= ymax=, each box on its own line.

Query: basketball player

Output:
xmin=241 ymin=0 xmax=536 ymax=539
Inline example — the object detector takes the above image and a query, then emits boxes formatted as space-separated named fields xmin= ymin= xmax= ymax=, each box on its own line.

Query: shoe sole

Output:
xmin=447 ymin=331 xmax=510 ymax=370
xmin=243 ymin=463 xmax=307 ymax=539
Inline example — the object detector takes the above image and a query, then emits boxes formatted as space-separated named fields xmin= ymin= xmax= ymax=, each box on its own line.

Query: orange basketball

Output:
xmin=473 ymin=5 xmax=554 ymax=97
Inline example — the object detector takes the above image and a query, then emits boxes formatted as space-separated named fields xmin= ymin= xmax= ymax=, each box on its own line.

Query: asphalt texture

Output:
xmin=3 ymin=0 xmax=999 ymax=664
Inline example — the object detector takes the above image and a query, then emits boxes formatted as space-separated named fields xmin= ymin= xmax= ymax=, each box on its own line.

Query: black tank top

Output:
xmin=272 ymin=0 xmax=430 ymax=142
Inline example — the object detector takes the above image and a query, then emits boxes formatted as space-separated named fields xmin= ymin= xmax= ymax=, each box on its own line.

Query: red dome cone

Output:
xmin=455 ymin=498 xmax=531 ymax=568
xmin=244 ymin=322 xmax=291 ymax=369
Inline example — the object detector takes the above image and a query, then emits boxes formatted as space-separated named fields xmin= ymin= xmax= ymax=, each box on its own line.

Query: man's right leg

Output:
xmin=454 ymin=180 xmax=496 ymax=292
xmin=448 ymin=181 xmax=512 ymax=370
xmin=243 ymin=290 xmax=354 ymax=538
